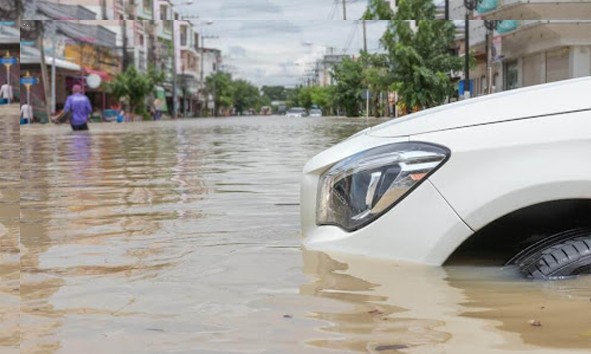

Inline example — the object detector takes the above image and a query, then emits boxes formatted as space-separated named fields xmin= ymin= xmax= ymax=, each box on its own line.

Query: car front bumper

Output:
xmin=300 ymin=133 xmax=473 ymax=265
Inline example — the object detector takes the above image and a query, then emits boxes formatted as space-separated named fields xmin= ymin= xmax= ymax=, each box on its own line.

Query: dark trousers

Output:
xmin=71 ymin=123 xmax=89 ymax=131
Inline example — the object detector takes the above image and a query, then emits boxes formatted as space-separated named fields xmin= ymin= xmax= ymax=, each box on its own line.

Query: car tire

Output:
xmin=508 ymin=229 xmax=591 ymax=280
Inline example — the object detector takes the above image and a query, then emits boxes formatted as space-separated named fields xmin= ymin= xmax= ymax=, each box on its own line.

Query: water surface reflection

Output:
xmin=302 ymin=250 xmax=591 ymax=353
xmin=12 ymin=115 xmax=591 ymax=353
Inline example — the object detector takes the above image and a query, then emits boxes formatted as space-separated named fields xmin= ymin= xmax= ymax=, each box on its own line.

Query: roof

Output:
xmin=20 ymin=46 xmax=81 ymax=71
xmin=0 ymin=25 xmax=19 ymax=44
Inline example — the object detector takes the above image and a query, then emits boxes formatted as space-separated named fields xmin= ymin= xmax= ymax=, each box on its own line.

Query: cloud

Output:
xmin=188 ymin=1 xmax=384 ymax=86
xmin=239 ymin=21 xmax=302 ymax=35
xmin=219 ymin=0 xmax=283 ymax=15
xmin=228 ymin=46 xmax=247 ymax=57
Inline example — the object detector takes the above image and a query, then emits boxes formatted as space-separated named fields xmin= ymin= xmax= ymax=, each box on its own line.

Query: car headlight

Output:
xmin=316 ymin=142 xmax=450 ymax=231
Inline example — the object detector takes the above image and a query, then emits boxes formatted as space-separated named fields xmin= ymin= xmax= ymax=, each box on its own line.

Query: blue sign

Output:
xmin=20 ymin=77 xmax=39 ymax=85
xmin=0 ymin=21 xmax=16 ymax=26
xmin=20 ymin=41 xmax=35 ymax=47
xmin=0 ymin=57 xmax=17 ymax=65
xmin=458 ymin=80 xmax=474 ymax=96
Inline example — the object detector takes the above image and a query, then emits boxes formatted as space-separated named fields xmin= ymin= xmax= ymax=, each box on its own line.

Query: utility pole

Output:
xmin=200 ymin=34 xmax=206 ymax=83
xmin=445 ymin=0 xmax=450 ymax=20
xmin=464 ymin=14 xmax=470 ymax=98
xmin=45 ymin=21 xmax=57 ymax=114
xmin=362 ymin=20 xmax=367 ymax=53
xmin=362 ymin=20 xmax=369 ymax=118
xmin=342 ymin=0 xmax=347 ymax=20
xmin=100 ymin=0 xmax=107 ymax=20
xmin=464 ymin=0 xmax=478 ymax=99
xmin=38 ymin=25 xmax=52 ymax=122
xmin=122 ymin=19 xmax=128 ymax=71
xmin=484 ymin=20 xmax=497 ymax=94
xmin=172 ymin=20 xmax=178 ymax=119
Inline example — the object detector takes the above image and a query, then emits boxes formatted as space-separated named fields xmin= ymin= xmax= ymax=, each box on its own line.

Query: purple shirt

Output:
xmin=64 ymin=93 xmax=92 ymax=125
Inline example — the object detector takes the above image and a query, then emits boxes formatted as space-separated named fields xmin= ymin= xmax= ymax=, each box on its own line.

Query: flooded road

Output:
xmin=5 ymin=111 xmax=591 ymax=353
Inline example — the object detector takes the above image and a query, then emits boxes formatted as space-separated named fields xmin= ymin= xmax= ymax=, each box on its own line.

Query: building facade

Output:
xmin=18 ymin=0 xmax=222 ymax=117
xmin=452 ymin=0 xmax=591 ymax=97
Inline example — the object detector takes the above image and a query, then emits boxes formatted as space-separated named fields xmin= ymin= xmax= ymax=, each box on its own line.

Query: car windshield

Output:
xmin=310 ymin=109 xmax=321 ymax=114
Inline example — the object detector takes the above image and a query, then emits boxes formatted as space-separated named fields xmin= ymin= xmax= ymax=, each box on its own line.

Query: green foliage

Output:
xmin=393 ymin=0 xmax=436 ymax=19
xmin=205 ymin=72 xmax=266 ymax=115
xmin=331 ymin=57 xmax=364 ymax=117
xmin=105 ymin=65 xmax=164 ymax=117
xmin=232 ymin=79 xmax=260 ymax=114
xmin=293 ymin=86 xmax=335 ymax=112
xmin=285 ymin=87 xmax=301 ymax=108
xmin=261 ymin=86 xmax=287 ymax=101
xmin=205 ymin=72 xmax=234 ymax=114
xmin=362 ymin=0 xmax=395 ymax=20
xmin=380 ymin=0 xmax=463 ymax=110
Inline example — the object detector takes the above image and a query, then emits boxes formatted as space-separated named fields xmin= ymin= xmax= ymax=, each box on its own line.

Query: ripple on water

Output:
xmin=14 ymin=115 xmax=591 ymax=353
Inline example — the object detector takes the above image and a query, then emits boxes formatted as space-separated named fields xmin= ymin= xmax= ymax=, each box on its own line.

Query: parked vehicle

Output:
xmin=309 ymin=108 xmax=323 ymax=117
xmin=286 ymin=107 xmax=307 ymax=118
xmin=300 ymin=77 xmax=591 ymax=280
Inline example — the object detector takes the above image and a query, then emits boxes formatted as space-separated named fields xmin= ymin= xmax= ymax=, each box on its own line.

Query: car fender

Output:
xmin=414 ymin=110 xmax=591 ymax=237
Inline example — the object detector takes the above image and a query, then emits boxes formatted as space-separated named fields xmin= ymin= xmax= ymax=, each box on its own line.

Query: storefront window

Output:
xmin=504 ymin=60 xmax=519 ymax=90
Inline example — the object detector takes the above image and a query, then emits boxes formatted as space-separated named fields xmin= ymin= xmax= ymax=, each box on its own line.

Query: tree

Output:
xmin=331 ymin=57 xmax=364 ymax=117
xmin=105 ymin=65 xmax=164 ymax=119
xmin=285 ymin=87 xmax=301 ymax=108
xmin=232 ymin=79 xmax=260 ymax=114
xmin=261 ymin=86 xmax=287 ymax=101
xmin=205 ymin=72 xmax=233 ymax=115
xmin=362 ymin=0 xmax=395 ymax=20
xmin=309 ymin=86 xmax=334 ymax=113
xmin=381 ymin=0 xmax=462 ymax=111
xmin=361 ymin=52 xmax=395 ymax=117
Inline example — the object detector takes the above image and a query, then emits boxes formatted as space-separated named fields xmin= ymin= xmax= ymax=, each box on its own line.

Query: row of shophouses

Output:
xmin=450 ymin=0 xmax=591 ymax=98
xmin=0 ymin=0 xmax=222 ymax=119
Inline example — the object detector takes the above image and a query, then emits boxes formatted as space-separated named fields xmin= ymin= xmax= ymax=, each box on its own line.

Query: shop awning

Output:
xmin=20 ymin=54 xmax=81 ymax=71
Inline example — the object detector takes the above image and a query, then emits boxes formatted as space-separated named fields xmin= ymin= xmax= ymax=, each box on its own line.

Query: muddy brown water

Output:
xmin=3 ymin=107 xmax=590 ymax=353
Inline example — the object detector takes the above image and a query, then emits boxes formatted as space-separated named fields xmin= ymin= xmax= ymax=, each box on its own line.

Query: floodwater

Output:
xmin=3 ymin=106 xmax=590 ymax=353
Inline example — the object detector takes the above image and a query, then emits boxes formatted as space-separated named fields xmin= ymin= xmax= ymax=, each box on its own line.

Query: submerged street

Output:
xmin=3 ymin=111 xmax=590 ymax=353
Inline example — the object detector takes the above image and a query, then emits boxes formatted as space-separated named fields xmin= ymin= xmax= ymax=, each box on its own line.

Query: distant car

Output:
xmin=286 ymin=107 xmax=307 ymax=118
xmin=300 ymin=77 xmax=591 ymax=280
xmin=309 ymin=108 xmax=323 ymax=117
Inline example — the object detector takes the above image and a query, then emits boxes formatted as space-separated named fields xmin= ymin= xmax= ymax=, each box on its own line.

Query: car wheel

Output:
xmin=508 ymin=228 xmax=591 ymax=280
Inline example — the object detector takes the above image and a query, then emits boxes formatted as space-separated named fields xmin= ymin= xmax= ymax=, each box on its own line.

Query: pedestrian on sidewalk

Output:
xmin=20 ymin=101 xmax=33 ymax=125
xmin=0 ymin=80 xmax=13 ymax=104
xmin=54 ymin=84 xmax=92 ymax=131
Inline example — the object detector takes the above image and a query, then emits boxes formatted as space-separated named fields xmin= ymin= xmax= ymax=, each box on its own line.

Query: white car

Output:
xmin=286 ymin=107 xmax=307 ymax=118
xmin=301 ymin=77 xmax=591 ymax=280
xmin=309 ymin=108 xmax=323 ymax=117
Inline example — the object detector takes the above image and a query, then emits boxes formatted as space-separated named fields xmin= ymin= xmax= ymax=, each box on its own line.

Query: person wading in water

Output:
xmin=53 ymin=84 xmax=92 ymax=131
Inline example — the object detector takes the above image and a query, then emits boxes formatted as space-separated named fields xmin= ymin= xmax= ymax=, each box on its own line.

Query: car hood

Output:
xmin=367 ymin=77 xmax=591 ymax=138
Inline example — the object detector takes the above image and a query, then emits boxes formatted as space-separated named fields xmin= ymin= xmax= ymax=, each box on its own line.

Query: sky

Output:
xmin=174 ymin=0 xmax=389 ymax=87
